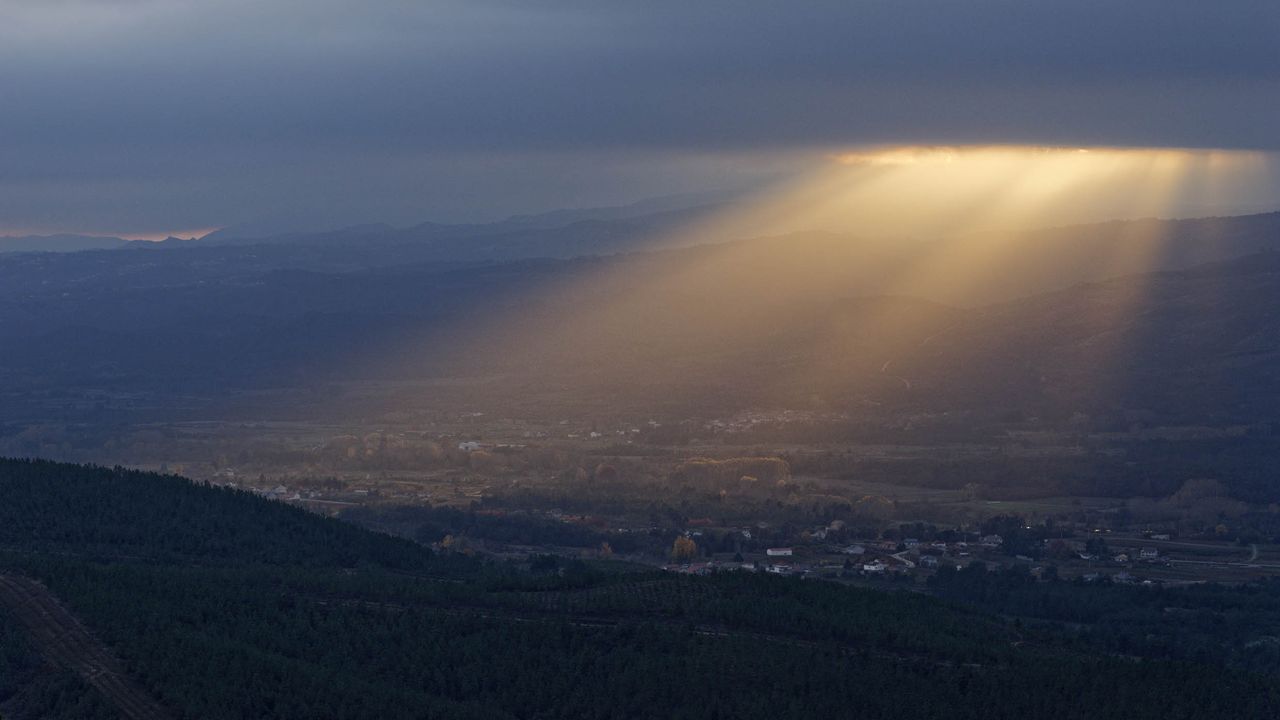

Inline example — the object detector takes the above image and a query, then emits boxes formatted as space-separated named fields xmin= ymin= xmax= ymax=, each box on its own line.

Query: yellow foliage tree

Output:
xmin=671 ymin=535 xmax=698 ymax=562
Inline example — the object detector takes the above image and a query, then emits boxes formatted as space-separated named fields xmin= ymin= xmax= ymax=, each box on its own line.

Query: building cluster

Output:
xmin=703 ymin=409 xmax=850 ymax=434
xmin=662 ymin=521 xmax=1178 ymax=586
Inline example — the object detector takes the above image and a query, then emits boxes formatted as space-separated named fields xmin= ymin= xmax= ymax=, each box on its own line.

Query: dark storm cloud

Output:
xmin=2 ymin=0 xmax=1277 ymax=234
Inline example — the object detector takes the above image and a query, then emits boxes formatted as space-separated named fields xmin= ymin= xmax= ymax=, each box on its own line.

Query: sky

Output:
xmin=2 ymin=0 xmax=1279 ymax=237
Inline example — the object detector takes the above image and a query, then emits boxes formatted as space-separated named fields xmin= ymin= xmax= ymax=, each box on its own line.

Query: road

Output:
xmin=0 ymin=574 xmax=173 ymax=720
xmin=879 ymin=360 xmax=913 ymax=390
xmin=879 ymin=323 xmax=959 ymax=392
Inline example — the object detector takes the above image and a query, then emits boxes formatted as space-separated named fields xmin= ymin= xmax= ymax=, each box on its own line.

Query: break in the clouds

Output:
xmin=1 ymin=0 xmax=1278 ymax=235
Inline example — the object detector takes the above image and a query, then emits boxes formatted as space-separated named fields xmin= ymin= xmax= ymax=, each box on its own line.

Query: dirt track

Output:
xmin=0 ymin=574 xmax=172 ymax=720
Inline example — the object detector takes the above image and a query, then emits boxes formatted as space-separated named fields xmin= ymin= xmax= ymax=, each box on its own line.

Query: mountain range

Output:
xmin=0 ymin=234 xmax=130 ymax=254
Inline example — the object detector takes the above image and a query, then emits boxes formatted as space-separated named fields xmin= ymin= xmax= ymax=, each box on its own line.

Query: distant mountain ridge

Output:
xmin=0 ymin=234 xmax=129 ymax=254
xmin=196 ymin=191 xmax=731 ymax=246
xmin=0 ymin=193 xmax=731 ymax=257
xmin=202 ymin=203 xmax=724 ymax=262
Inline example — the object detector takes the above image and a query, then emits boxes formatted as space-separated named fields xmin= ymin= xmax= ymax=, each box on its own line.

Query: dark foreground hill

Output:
xmin=2 ymin=458 xmax=1280 ymax=719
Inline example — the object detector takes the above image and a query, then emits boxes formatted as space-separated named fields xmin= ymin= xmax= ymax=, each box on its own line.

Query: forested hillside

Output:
xmin=0 ymin=606 xmax=121 ymax=720
xmin=1 ymin=458 xmax=1280 ymax=718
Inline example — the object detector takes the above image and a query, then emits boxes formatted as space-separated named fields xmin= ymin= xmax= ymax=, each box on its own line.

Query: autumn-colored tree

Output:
xmin=441 ymin=534 xmax=472 ymax=553
xmin=671 ymin=535 xmax=697 ymax=562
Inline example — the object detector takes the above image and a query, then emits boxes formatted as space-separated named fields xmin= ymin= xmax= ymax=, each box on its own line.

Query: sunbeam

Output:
xmin=338 ymin=144 xmax=1280 ymax=427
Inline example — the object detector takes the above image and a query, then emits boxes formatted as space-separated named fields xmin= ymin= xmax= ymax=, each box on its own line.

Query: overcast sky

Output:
xmin=2 ymin=0 xmax=1278 ymax=236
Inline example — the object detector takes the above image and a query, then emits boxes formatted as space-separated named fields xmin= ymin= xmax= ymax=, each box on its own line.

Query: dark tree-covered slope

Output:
xmin=0 ymin=459 xmax=438 ymax=571
xmin=1 ymin=458 xmax=1280 ymax=718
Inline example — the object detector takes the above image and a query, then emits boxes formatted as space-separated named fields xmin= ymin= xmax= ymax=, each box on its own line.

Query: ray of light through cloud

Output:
xmin=343 ymin=144 xmax=1280 ymax=417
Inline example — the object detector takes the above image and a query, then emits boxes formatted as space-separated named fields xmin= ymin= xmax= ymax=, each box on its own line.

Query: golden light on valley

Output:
xmin=681 ymin=145 xmax=1277 ymax=244
xmin=351 ymin=144 xmax=1280 ymax=417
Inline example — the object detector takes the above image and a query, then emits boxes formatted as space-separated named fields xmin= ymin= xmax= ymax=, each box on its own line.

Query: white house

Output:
xmin=766 ymin=547 xmax=794 ymax=557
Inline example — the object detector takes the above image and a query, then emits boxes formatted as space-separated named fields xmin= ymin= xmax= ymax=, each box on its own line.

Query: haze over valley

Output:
xmin=4 ymin=3 xmax=1280 ymax=719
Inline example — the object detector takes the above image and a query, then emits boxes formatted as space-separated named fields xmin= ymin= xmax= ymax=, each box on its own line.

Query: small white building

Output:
xmin=1139 ymin=547 xmax=1159 ymax=560
xmin=862 ymin=561 xmax=887 ymax=573
xmin=766 ymin=547 xmax=794 ymax=557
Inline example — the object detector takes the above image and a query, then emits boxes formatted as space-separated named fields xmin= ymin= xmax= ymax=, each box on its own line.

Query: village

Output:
xmin=92 ymin=411 xmax=1280 ymax=594
xmin=658 ymin=523 xmax=1188 ymax=586
xmin=208 ymin=467 xmax=1280 ymax=589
